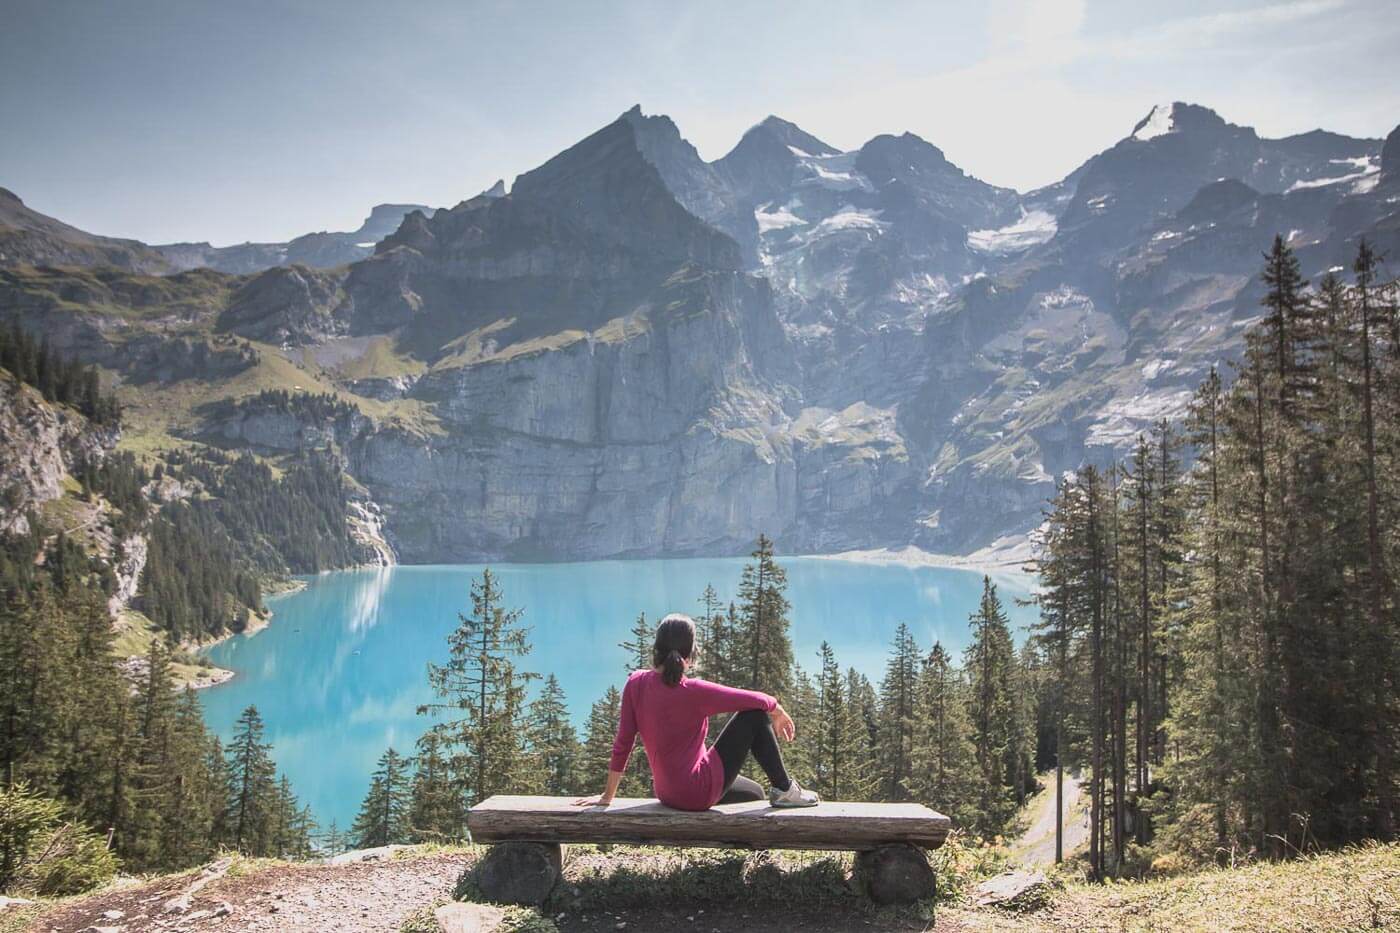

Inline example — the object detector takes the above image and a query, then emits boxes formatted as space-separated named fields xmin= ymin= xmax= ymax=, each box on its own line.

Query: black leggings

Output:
xmin=712 ymin=709 xmax=792 ymax=803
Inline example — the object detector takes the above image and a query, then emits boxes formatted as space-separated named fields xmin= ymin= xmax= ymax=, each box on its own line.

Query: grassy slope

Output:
xmin=948 ymin=841 xmax=1400 ymax=932
xmin=117 ymin=338 xmax=443 ymax=461
xmin=111 ymin=608 xmax=236 ymax=690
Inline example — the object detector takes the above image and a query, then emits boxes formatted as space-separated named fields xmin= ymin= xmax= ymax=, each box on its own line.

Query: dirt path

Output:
xmin=1014 ymin=771 xmax=1087 ymax=867
xmin=30 ymin=849 xmax=469 ymax=933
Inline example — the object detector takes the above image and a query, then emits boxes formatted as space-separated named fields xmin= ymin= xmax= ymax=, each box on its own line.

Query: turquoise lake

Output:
xmin=200 ymin=558 xmax=1037 ymax=831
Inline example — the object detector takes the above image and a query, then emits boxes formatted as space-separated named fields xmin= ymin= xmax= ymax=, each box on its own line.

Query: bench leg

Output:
xmin=473 ymin=842 xmax=563 ymax=906
xmin=855 ymin=844 xmax=935 ymax=905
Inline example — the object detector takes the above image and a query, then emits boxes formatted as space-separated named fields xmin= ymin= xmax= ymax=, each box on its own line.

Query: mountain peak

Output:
xmin=620 ymin=105 xmax=685 ymax=143
xmin=1131 ymin=102 xmax=1178 ymax=141
xmin=1129 ymin=102 xmax=1228 ymax=142
xmin=742 ymin=116 xmax=839 ymax=158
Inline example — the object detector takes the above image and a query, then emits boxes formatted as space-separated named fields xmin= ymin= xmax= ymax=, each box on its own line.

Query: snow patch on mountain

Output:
xmin=794 ymin=152 xmax=874 ymax=192
xmin=1132 ymin=103 xmax=1176 ymax=141
xmin=815 ymin=206 xmax=887 ymax=234
xmin=1286 ymin=155 xmax=1381 ymax=192
xmin=755 ymin=202 xmax=806 ymax=233
xmin=967 ymin=209 xmax=1058 ymax=255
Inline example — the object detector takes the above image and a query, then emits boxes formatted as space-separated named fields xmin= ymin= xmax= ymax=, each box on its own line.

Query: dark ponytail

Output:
xmin=653 ymin=613 xmax=696 ymax=686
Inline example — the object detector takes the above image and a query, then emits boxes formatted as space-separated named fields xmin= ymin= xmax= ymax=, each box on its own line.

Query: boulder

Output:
xmin=974 ymin=869 xmax=1052 ymax=910
xmin=853 ymin=844 xmax=935 ymax=905
xmin=470 ymin=842 xmax=563 ymax=906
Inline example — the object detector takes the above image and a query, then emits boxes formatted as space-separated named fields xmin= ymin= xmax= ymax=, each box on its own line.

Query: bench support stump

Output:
xmin=473 ymin=842 xmax=562 ymax=906
xmin=854 ymin=844 xmax=935 ymax=905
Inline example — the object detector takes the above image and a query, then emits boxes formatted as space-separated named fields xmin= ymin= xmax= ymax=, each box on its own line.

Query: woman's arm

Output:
xmin=689 ymin=678 xmax=778 ymax=718
xmin=573 ymin=677 xmax=639 ymax=807
xmin=573 ymin=768 xmax=624 ymax=807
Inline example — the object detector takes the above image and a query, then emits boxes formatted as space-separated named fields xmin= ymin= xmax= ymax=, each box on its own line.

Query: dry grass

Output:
xmin=1050 ymin=841 xmax=1400 ymax=932
xmin=943 ymin=841 xmax=1400 ymax=932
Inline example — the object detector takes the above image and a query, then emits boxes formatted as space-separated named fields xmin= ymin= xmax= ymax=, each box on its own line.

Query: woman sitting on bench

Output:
xmin=574 ymin=612 xmax=819 ymax=811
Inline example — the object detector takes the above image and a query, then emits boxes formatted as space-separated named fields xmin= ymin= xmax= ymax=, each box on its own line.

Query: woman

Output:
xmin=574 ymin=613 xmax=819 ymax=811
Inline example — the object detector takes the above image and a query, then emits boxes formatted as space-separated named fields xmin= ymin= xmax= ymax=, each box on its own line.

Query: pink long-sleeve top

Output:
xmin=610 ymin=669 xmax=777 ymax=811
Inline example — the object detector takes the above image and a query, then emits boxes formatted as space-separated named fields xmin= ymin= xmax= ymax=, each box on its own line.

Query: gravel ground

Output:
xmin=28 ymin=850 xmax=469 ymax=933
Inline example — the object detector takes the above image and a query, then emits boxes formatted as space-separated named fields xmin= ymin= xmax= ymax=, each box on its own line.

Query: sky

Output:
xmin=2 ymin=0 xmax=1398 ymax=246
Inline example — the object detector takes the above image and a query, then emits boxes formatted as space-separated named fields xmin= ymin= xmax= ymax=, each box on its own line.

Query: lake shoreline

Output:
xmin=812 ymin=541 xmax=1033 ymax=572
xmin=187 ymin=577 xmax=310 ymax=689
xmin=195 ymin=550 xmax=1038 ymax=688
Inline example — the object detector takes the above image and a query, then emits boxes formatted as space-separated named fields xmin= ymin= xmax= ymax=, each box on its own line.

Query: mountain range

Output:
xmin=2 ymin=102 xmax=1397 ymax=561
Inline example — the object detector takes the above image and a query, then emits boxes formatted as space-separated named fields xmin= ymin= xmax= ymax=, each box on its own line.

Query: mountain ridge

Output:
xmin=1 ymin=101 xmax=1396 ymax=560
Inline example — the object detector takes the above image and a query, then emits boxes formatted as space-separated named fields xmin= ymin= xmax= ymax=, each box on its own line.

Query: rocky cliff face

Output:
xmin=0 ymin=374 xmax=99 ymax=533
xmin=3 ymin=105 xmax=1397 ymax=561
xmin=0 ymin=373 xmax=138 ymax=606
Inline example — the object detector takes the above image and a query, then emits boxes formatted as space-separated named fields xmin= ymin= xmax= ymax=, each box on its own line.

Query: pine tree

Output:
xmin=810 ymin=643 xmax=870 ymax=801
xmin=226 ymin=705 xmax=276 ymax=855
xmin=964 ymin=576 xmax=1023 ymax=838
xmin=844 ymin=668 xmax=879 ymax=801
xmin=695 ymin=584 xmax=723 ymax=678
xmin=735 ymin=535 xmax=793 ymax=699
xmin=581 ymin=687 xmax=631 ymax=792
xmin=408 ymin=728 xmax=461 ymax=842
xmin=910 ymin=643 xmax=978 ymax=828
xmin=784 ymin=663 xmax=821 ymax=785
xmin=1352 ymin=239 xmax=1396 ymax=837
xmin=322 ymin=819 xmax=345 ymax=856
xmin=351 ymin=748 xmax=411 ymax=848
xmin=621 ymin=612 xmax=650 ymax=673
xmin=125 ymin=642 xmax=179 ymax=869
xmin=528 ymin=674 xmax=581 ymax=794
xmin=159 ymin=689 xmax=219 ymax=870
xmin=875 ymin=623 xmax=920 ymax=801
xmin=419 ymin=569 xmax=535 ymax=806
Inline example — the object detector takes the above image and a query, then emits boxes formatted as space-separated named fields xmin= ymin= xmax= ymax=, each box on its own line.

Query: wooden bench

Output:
xmin=466 ymin=795 xmax=952 ymax=906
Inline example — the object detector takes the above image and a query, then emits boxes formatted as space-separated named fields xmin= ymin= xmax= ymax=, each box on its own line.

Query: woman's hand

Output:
xmin=574 ymin=771 xmax=624 ymax=807
xmin=769 ymin=704 xmax=796 ymax=742
xmin=572 ymin=793 xmax=612 ymax=807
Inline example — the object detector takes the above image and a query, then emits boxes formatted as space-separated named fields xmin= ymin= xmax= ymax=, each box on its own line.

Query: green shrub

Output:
xmin=0 ymin=783 xmax=119 ymax=896
xmin=928 ymin=830 xmax=1011 ymax=902
xmin=397 ymin=903 xmax=441 ymax=933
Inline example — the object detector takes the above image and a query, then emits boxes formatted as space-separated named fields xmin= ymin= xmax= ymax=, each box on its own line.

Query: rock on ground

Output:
xmin=974 ymin=869 xmax=1051 ymax=909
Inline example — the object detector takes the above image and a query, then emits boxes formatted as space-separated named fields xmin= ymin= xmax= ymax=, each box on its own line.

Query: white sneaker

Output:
xmin=769 ymin=779 xmax=820 ymax=808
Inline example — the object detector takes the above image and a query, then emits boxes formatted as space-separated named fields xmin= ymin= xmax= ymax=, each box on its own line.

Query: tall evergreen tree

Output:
xmin=875 ymin=623 xmax=920 ymax=801
xmin=909 ymin=642 xmax=978 ymax=828
xmin=735 ymin=535 xmax=793 ymax=699
xmin=419 ymin=569 xmax=535 ymax=806
xmin=226 ymin=705 xmax=276 ymax=855
xmin=963 ymin=576 xmax=1024 ymax=838
xmin=527 ymin=674 xmax=581 ymax=795
xmin=407 ymin=728 xmax=461 ymax=842
xmin=351 ymin=748 xmax=411 ymax=848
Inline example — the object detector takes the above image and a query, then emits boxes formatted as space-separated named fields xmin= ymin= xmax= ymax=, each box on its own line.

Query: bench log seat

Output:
xmin=466 ymin=795 xmax=951 ymax=906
